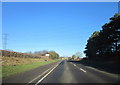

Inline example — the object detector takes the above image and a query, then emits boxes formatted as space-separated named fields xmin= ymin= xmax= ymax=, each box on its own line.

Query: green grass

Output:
xmin=2 ymin=59 xmax=60 ymax=78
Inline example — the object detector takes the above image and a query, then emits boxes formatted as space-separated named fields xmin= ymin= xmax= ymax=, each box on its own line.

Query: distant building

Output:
xmin=40 ymin=52 xmax=50 ymax=60
xmin=45 ymin=53 xmax=50 ymax=57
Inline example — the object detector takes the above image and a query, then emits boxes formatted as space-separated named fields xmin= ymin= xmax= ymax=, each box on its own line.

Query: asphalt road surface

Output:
xmin=3 ymin=60 xmax=119 ymax=84
xmin=39 ymin=60 xmax=119 ymax=83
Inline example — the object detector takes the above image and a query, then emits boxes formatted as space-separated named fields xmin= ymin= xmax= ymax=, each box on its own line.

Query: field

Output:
xmin=2 ymin=59 xmax=59 ymax=78
xmin=2 ymin=56 xmax=45 ymax=66
xmin=1 ymin=50 xmax=60 ymax=78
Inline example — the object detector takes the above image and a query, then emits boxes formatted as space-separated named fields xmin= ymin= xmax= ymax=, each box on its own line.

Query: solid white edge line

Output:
xmin=35 ymin=63 xmax=59 ymax=85
xmin=26 ymin=61 xmax=61 ymax=85
xmin=26 ymin=66 xmax=53 ymax=84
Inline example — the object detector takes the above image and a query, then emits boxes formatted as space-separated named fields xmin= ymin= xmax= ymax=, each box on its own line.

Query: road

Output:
xmin=39 ymin=60 xmax=119 ymax=83
xmin=3 ymin=60 xmax=119 ymax=84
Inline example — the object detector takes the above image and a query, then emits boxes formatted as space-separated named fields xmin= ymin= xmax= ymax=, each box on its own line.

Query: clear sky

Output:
xmin=2 ymin=2 xmax=118 ymax=57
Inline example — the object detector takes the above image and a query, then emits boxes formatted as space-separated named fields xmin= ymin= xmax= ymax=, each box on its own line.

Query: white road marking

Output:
xmin=70 ymin=62 xmax=76 ymax=67
xmin=26 ymin=67 xmax=52 ymax=84
xmin=26 ymin=61 xmax=61 ymax=85
xmin=35 ymin=63 xmax=59 ymax=85
xmin=70 ymin=62 xmax=87 ymax=73
xmin=73 ymin=64 xmax=76 ymax=67
xmin=79 ymin=68 xmax=86 ymax=73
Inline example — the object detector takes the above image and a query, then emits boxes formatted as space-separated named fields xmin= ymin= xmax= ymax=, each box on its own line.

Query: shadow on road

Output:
xmin=59 ymin=60 xmax=65 ymax=65
xmin=67 ymin=60 xmax=120 ymax=75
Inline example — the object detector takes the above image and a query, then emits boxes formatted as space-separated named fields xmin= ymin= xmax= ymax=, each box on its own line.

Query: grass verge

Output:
xmin=2 ymin=59 xmax=60 ymax=78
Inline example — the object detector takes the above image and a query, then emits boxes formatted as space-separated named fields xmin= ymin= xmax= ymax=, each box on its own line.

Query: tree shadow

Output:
xmin=67 ymin=60 xmax=120 ymax=75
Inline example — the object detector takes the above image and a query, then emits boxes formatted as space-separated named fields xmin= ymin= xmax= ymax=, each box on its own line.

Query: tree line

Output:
xmin=27 ymin=50 xmax=59 ymax=59
xmin=1 ymin=50 xmax=40 ymax=58
xmin=2 ymin=49 xmax=59 ymax=60
xmin=84 ymin=13 xmax=120 ymax=61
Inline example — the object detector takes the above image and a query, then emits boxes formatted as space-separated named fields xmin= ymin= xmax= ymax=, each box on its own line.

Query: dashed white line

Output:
xmin=73 ymin=64 xmax=76 ymax=67
xmin=79 ymin=68 xmax=86 ymax=73
xmin=71 ymin=62 xmax=87 ymax=73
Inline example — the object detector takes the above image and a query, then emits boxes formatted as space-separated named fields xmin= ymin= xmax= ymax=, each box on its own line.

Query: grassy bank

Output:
xmin=2 ymin=56 xmax=45 ymax=66
xmin=2 ymin=59 xmax=60 ymax=78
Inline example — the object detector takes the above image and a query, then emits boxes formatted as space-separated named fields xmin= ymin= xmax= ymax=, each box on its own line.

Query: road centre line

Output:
xmin=71 ymin=62 xmax=87 ymax=73
xmin=73 ymin=64 xmax=76 ymax=66
xmin=35 ymin=62 xmax=60 ymax=85
xmin=79 ymin=68 xmax=86 ymax=72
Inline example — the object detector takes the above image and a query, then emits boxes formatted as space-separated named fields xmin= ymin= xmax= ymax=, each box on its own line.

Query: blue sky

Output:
xmin=2 ymin=2 xmax=118 ymax=57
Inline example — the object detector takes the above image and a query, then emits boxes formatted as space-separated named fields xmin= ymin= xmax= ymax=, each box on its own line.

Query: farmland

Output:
xmin=1 ymin=50 xmax=60 ymax=78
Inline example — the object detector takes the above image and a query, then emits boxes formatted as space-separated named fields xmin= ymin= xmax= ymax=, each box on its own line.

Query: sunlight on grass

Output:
xmin=2 ymin=59 xmax=60 ymax=78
